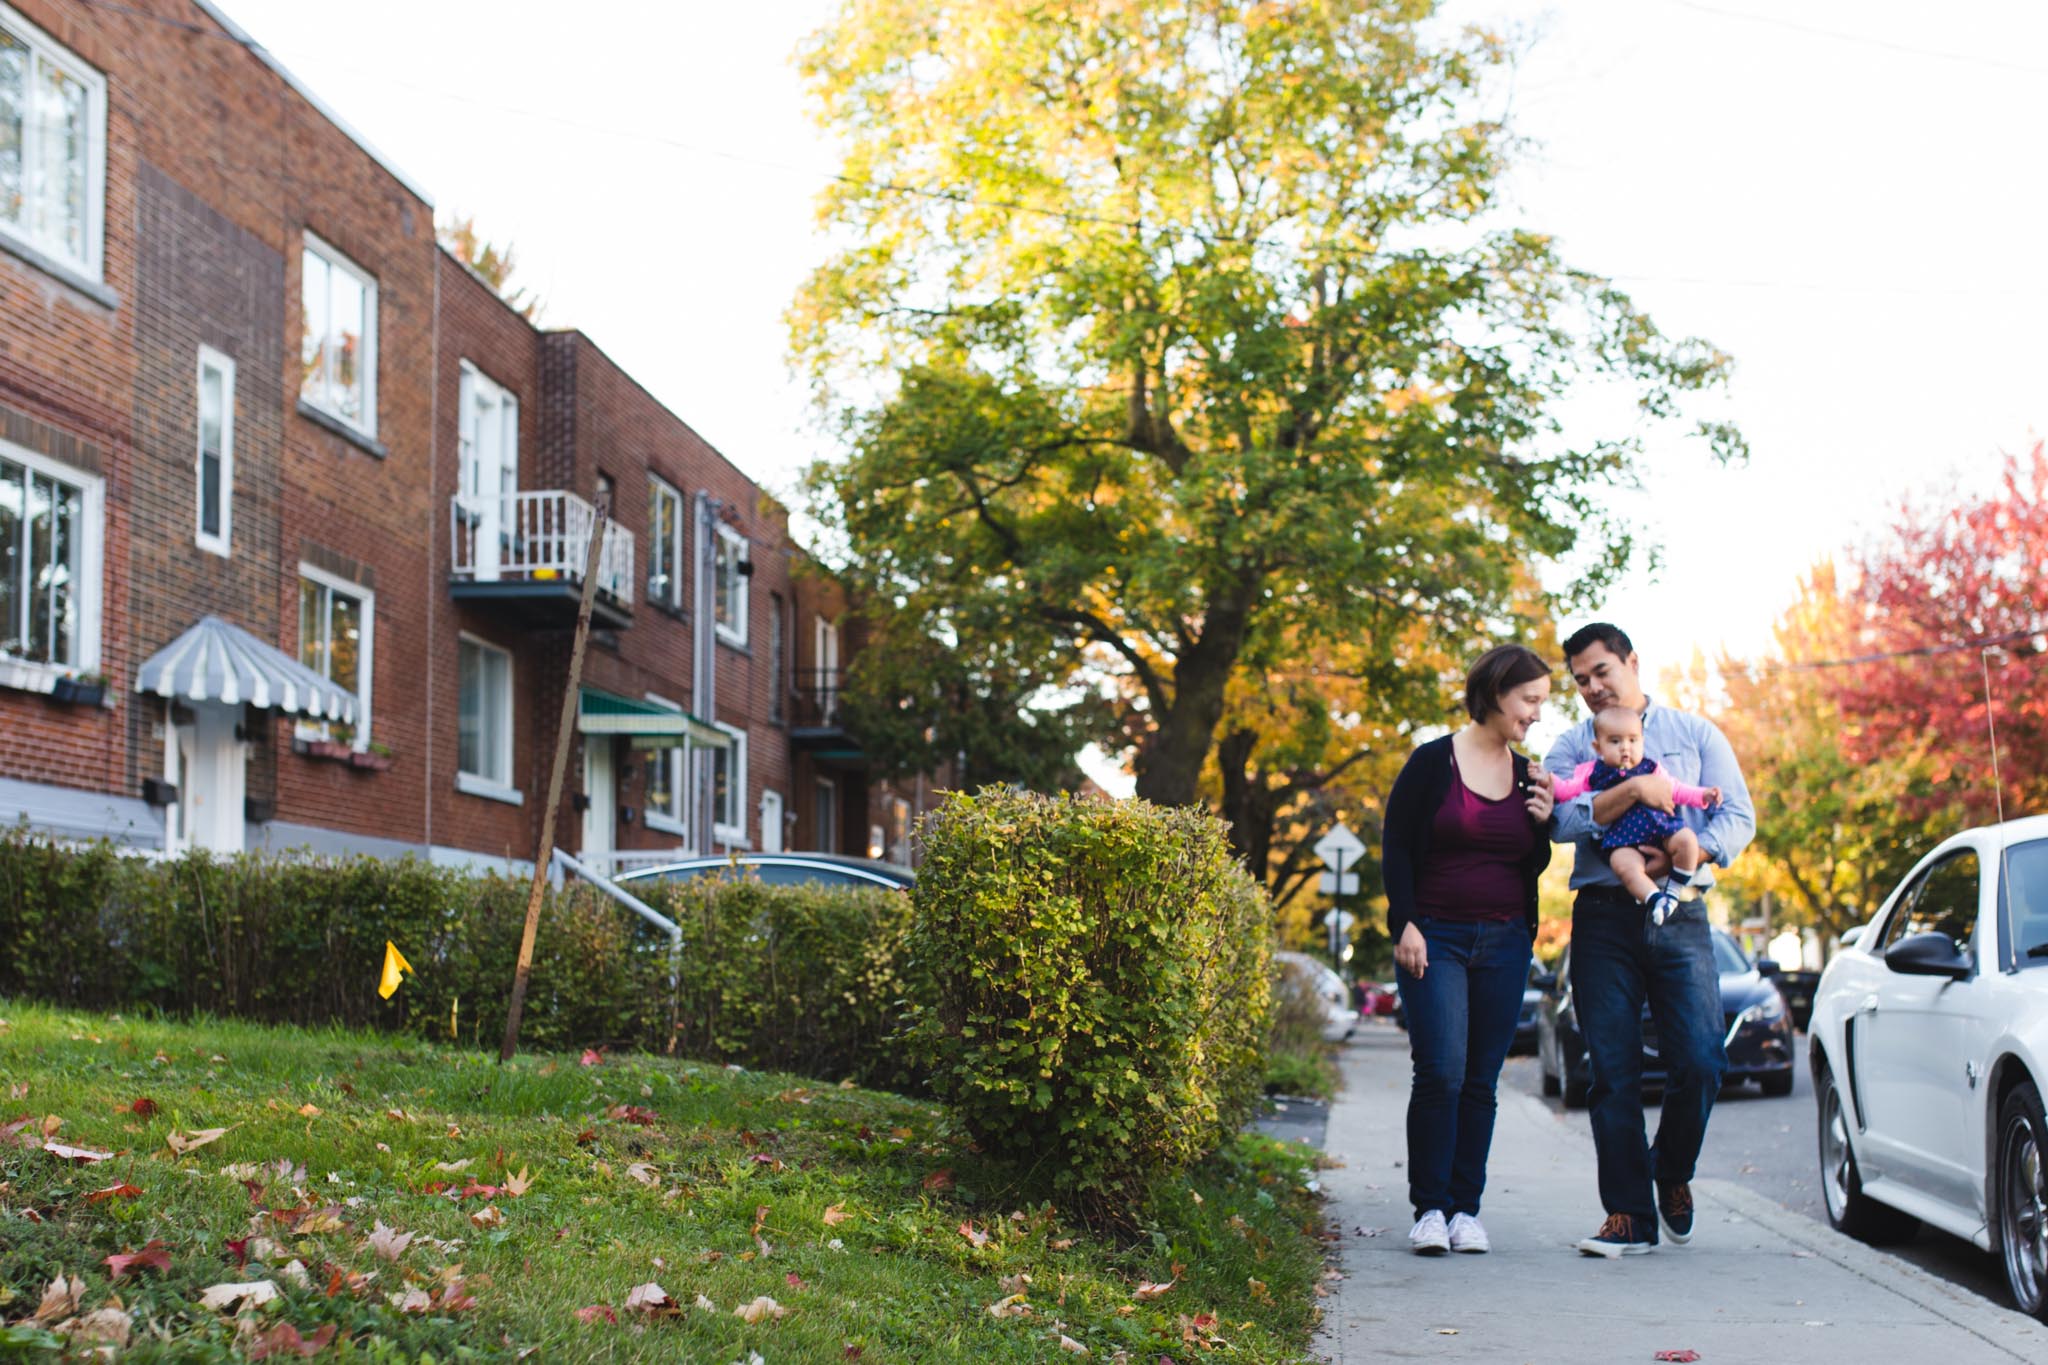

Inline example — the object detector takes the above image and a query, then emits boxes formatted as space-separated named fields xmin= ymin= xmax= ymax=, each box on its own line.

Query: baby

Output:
xmin=1550 ymin=706 xmax=1722 ymax=923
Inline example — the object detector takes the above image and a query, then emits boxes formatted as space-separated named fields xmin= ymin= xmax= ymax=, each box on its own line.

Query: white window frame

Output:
xmin=711 ymin=718 xmax=748 ymax=846
xmin=714 ymin=521 xmax=749 ymax=648
xmin=642 ymin=691 xmax=691 ymax=839
xmin=299 ymin=232 xmax=379 ymax=437
xmin=294 ymin=563 xmax=374 ymax=750
xmin=457 ymin=360 xmax=518 ymax=507
xmin=0 ymin=3 xmax=107 ymax=281
xmin=194 ymin=346 xmax=234 ymax=557
xmin=455 ymin=632 xmax=519 ymax=803
xmin=647 ymin=476 xmax=683 ymax=609
xmin=0 ymin=437 xmax=102 ymax=691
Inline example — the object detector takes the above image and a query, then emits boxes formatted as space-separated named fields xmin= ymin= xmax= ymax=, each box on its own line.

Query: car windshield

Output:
xmin=2006 ymin=838 xmax=2048 ymax=964
xmin=1711 ymin=933 xmax=1750 ymax=975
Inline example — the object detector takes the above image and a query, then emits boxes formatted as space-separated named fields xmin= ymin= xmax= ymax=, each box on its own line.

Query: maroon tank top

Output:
xmin=1412 ymin=753 xmax=1535 ymax=923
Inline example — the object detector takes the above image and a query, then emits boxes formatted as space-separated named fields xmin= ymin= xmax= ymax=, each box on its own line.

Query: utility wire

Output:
xmin=1741 ymin=624 xmax=2048 ymax=674
xmin=1663 ymin=0 xmax=2048 ymax=77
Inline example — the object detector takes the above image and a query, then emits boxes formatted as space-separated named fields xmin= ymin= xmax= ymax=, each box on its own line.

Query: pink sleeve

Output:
xmin=1548 ymin=761 xmax=1596 ymax=801
xmin=1652 ymin=762 xmax=1715 ymax=808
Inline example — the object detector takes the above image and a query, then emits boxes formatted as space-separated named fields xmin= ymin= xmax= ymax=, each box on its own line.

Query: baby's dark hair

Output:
xmin=1593 ymin=706 xmax=1642 ymax=738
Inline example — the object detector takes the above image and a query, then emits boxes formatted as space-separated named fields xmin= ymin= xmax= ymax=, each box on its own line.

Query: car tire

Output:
xmin=1816 ymin=1055 xmax=1918 ymax=1244
xmin=1562 ymin=1063 xmax=1590 ymax=1110
xmin=1541 ymin=1063 xmax=1560 ymax=1098
xmin=1996 ymin=1080 xmax=2048 ymax=1321
xmin=1760 ymin=1070 xmax=1794 ymax=1098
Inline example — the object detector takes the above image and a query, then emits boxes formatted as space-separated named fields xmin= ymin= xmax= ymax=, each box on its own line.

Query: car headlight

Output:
xmin=1736 ymin=993 xmax=1786 ymax=1028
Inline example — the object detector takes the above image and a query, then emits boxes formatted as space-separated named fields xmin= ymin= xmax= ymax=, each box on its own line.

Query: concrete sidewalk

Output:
xmin=1312 ymin=1027 xmax=2048 ymax=1363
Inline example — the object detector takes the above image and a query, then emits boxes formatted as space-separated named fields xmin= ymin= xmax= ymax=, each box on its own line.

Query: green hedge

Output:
xmin=905 ymin=789 xmax=1274 ymax=1223
xmin=0 ymin=830 xmax=915 ymax=1075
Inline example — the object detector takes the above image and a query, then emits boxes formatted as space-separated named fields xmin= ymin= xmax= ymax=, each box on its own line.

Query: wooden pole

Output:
xmin=500 ymin=494 xmax=612 ymax=1063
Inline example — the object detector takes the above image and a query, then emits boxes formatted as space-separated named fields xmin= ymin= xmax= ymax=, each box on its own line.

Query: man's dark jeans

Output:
xmin=1571 ymin=886 xmax=1728 ymax=1231
xmin=1395 ymin=916 xmax=1532 ymax=1218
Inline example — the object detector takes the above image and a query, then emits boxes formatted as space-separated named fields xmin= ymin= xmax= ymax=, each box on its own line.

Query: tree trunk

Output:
xmin=1131 ymin=584 xmax=1255 ymax=808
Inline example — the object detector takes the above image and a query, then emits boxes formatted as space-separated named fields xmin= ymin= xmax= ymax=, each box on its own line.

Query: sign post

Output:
xmin=1314 ymin=822 xmax=1366 ymax=974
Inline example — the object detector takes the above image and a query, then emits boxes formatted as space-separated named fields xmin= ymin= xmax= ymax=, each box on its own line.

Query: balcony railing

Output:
xmin=450 ymin=491 xmax=635 ymax=606
xmin=791 ymin=668 xmax=845 ymax=730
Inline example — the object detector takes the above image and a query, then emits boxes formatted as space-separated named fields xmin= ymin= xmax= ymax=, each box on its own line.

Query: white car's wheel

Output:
xmin=1997 ymin=1080 xmax=2048 ymax=1321
xmin=1816 ymin=1055 xmax=1918 ymax=1243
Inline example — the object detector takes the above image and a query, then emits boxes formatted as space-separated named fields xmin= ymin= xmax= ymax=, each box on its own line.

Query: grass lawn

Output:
xmin=0 ymin=1003 xmax=1327 ymax=1361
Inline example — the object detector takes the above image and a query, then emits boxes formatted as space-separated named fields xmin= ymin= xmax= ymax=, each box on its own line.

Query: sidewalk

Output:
xmin=1312 ymin=1026 xmax=2048 ymax=1363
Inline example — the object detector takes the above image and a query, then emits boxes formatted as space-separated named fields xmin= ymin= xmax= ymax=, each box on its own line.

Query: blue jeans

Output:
xmin=1395 ymin=917 xmax=1532 ymax=1218
xmin=1571 ymin=887 xmax=1728 ymax=1231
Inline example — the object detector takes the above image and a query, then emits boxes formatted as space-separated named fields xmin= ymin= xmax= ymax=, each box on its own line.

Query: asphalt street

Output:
xmin=1481 ymin=1022 xmax=2016 ymax=1307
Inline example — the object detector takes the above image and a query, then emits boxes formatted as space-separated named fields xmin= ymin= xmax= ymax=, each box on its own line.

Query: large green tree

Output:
xmin=793 ymin=0 xmax=1740 ymax=809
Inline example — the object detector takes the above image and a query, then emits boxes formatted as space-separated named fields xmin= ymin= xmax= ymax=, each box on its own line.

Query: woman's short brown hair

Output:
xmin=1464 ymin=644 xmax=1552 ymax=721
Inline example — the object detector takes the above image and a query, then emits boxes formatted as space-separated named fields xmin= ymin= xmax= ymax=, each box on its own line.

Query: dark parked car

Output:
xmin=1771 ymin=968 xmax=1820 ymax=1032
xmin=1513 ymin=964 xmax=1544 ymax=1055
xmin=1535 ymin=927 xmax=1795 ymax=1108
xmin=614 ymin=852 xmax=915 ymax=892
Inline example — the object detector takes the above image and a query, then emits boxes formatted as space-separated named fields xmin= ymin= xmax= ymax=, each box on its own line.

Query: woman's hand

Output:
xmin=1394 ymin=922 xmax=1428 ymax=979
xmin=1524 ymin=767 xmax=1555 ymax=823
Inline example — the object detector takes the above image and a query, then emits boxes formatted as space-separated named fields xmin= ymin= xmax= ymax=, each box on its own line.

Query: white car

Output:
xmin=1274 ymin=950 xmax=1357 ymax=1043
xmin=1809 ymin=814 xmax=2048 ymax=1318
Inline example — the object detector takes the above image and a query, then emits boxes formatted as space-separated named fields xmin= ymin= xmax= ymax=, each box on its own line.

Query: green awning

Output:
xmin=578 ymin=688 xmax=727 ymax=748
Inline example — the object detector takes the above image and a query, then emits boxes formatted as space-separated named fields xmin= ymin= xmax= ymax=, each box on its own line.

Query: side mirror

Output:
xmin=1532 ymin=970 xmax=1559 ymax=994
xmin=1755 ymin=957 xmax=1782 ymax=977
xmin=1884 ymin=930 xmax=1972 ymax=980
xmin=1840 ymin=925 xmax=1867 ymax=949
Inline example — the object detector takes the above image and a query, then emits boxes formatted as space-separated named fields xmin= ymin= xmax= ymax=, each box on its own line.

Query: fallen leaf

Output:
xmin=279 ymin=1259 xmax=312 ymax=1288
xmin=734 ymin=1295 xmax=787 ymax=1323
xmin=246 ymin=1322 xmax=337 ymax=1359
xmin=579 ymin=1049 xmax=604 ymax=1067
xmin=128 ymin=1097 xmax=157 ymax=1119
xmin=921 ymin=1168 xmax=954 ymax=1192
xmin=470 ymin=1205 xmax=504 ymax=1229
xmin=505 ymin=1166 xmax=534 ymax=1197
xmin=1133 ymin=1278 xmax=1175 ymax=1301
xmin=987 ymin=1293 xmax=1031 ymax=1319
xmin=43 ymin=1140 xmax=114 ymax=1163
xmin=999 ymin=1273 xmax=1031 ymax=1295
xmin=608 ymin=1105 xmax=658 ymax=1126
xmin=1049 ymin=1237 xmax=1075 ymax=1251
xmin=574 ymin=1304 xmax=616 ymax=1325
xmin=167 ymin=1126 xmax=232 ymax=1156
xmin=367 ymin=1222 xmax=415 ymax=1262
xmin=105 ymin=1241 xmax=172 ymax=1280
xmin=57 ymin=1307 xmax=133 ymax=1349
xmin=387 ymin=1286 xmax=433 ymax=1313
xmin=1653 ymin=1354 xmax=1702 ymax=1364
xmin=295 ymin=1209 xmax=348 ymax=1235
xmin=624 ymin=1282 xmax=675 ymax=1314
xmin=199 ymin=1280 xmax=280 ymax=1312
xmin=87 ymin=1181 xmax=143 ymax=1203
xmin=34 ymin=1273 xmax=84 ymax=1323
xmin=1435 ymin=1328 xmax=1459 ymax=1335
xmin=958 ymin=1221 xmax=991 ymax=1248
xmin=434 ymin=1159 xmax=473 ymax=1173
xmin=297 ymin=1104 xmax=321 ymax=1118
xmin=1055 ymin=1334 xmax=1090 ymax=1356
xmin=694 ymin=1293 xmax=719 ymax=1311
xmin=822 ymin=1203 xmax=850 ymax=1226
xmin=625 ymin=1162 xmax=658 ymax=1186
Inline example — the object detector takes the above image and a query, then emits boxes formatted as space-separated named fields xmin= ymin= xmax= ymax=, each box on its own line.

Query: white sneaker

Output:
xmin=1447 ymin=1212 xmax=1490 ymax=1253
xmin=1409 ymin=1209 xmax=1450 ymax=1256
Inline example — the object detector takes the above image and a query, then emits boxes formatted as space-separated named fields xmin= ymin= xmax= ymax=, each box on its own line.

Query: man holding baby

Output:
xmin=1543 ymin=622 xmax=1756 ymax=1258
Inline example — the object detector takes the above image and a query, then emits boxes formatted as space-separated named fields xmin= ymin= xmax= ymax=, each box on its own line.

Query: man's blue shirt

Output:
xmin=1543 ymin=697 xmax=1755 ymax=890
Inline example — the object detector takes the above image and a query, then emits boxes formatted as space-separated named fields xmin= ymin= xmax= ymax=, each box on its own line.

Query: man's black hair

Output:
xmin=1562 ymin=622 xmax=1634 ymax=663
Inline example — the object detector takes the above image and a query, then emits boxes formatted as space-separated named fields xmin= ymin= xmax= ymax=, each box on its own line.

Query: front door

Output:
xmin=582 ymin=740 xmax=615 ymax=873
xmin=167 ymin=702 xmax=247 ymax=854
xmin=760 ymin=790 xmax=784 ymax=853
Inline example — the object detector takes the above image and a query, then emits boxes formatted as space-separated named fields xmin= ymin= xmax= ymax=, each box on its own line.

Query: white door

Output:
xmin=814 ymin=777 xmax=836 ymax=853
xmin=815 ymin=617 xmax=840 ymax=721
xmin=458 ymin=368 xmax=518 ymax=578
xmin=760 ymin=790 xmax=784 ymax=853
xmin=172 ymin=703 xmax=246 ymax=854
xmin=582 ymin=740 xmax=615 ymax=872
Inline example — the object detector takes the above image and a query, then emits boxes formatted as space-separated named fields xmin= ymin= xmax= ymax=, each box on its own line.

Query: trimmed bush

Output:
xmin=0 ymin=829 xmax=914 ymax=1076
xmin=905 ymin=789 xmax=1273 ymax=1222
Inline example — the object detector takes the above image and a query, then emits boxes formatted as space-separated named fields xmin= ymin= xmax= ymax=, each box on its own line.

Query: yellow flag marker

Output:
xmin=378 ymin=940 xmax=414 ymax=1000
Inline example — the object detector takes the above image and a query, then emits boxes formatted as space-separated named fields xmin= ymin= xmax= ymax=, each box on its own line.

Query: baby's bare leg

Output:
xmin=1609 ymin=846 xmax=1657 ymax=902
xmin=1667 ymin=827 xmax=1701 ymax=874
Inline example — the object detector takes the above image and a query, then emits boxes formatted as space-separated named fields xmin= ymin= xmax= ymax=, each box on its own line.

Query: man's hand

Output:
xmin=1395 ymin=922 xmax=1428 ymax=980
xmin=1632 ymin=772 xmax=1677 ymax=814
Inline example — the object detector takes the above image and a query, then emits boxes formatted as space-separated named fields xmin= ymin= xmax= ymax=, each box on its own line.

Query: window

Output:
xmin=887 ymin=795 xmax=912 ymax=864
xmin=712 ymin=719 xmax=747 ymax=845
xmin=0 ymin=5 xmax=105 ymax=280
xmin=1881 ymin=850 xmax=1980 ymax=953
xmin=814 ymin=777 xmax=836 ymax=853
xmin=768 ymin=592 xmax=785 ymax=723
xmin=195 ymin=347 xmax=234 ymax=556
xmin=300 ymin=234 xmax=378 ymax=435
xmin=647 ymin=477 xmax=682 ymax=608
xmin=642 ymin=693 xmax=689 ymax=837
xmin=296 ymin=567 xmax=373 ymax=748
xmin=0 ymin=444 xmax=100 ymax=677
xmin=2006 ymin=839 xmax=2048 ymax=969
xmin=457 ymin=636 xmax=516 ymax=797
xmin=714 ymin=522 xmax=748 ymax=646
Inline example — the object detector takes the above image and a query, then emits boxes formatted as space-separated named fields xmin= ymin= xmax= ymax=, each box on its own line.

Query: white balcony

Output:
xmin=449 ymin=490 xmax=635 ymax=627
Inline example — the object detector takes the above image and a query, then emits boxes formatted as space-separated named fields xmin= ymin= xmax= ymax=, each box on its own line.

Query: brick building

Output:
xmin=0 ymin=0 xmax=925 ymax=872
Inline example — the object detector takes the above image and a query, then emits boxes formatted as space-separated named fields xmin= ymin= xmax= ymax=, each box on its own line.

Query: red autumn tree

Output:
xmin=1835 ymin=443 xmax=2048 ymax=824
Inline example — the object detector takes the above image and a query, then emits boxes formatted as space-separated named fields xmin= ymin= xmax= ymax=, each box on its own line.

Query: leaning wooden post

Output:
xmin=500 ymin=493 xmax=612 ymax=1063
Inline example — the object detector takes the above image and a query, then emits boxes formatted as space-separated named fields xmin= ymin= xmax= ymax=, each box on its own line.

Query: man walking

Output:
xmin=1544 ymin=623 xmax=1754 ymax=1257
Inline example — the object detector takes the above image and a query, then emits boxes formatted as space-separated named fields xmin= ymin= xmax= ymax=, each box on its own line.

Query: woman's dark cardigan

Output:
xmin=1380 ymin=733 xmax=1552 ymax=945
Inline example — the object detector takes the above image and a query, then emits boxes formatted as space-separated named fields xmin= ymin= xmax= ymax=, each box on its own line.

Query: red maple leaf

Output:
xmin=574 ymin=1304 xmax=616 ymax=1325
xmin=104 ymin=1240 xmax=171 ymax=1280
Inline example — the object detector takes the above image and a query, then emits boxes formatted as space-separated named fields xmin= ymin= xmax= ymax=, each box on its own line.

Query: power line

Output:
xmin=1747 ymin=624 xmax=2048 ymax=674
xmin=1663 ymin=0 xmax=2048 ymax=77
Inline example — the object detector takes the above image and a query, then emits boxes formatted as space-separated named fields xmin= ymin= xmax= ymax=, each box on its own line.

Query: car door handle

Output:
xmin=1855 ymin=994 xmax=1879 ymax=1017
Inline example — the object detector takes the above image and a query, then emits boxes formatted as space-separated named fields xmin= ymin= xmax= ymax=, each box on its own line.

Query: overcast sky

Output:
xmin=217 ymin=0 xmax=2042 ymax=765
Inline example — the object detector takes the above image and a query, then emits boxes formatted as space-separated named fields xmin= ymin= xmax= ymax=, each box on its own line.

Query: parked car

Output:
xmin=1513 ymin=962 xmax=1545 ymax=1055
xmin=1358 ymin=980 xmax=1399 ymax=1017
xmin=1274 ymin=950 xmax=1357 ymax=1044
xmin=1809 ymin=816 xmax=2048 ymax=1320
xmin=1772 ymin=968 xmax=1821 ymax=1032
xmin=1536 ymin=925 xmax=1795 ymax=1108
xmin=614 ymin=852 xmax=915 ymax=892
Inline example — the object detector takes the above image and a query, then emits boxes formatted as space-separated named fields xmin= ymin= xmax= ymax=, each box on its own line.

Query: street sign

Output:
xmin=1314 ymin=822 xmax=1365 ymax=870
xmin=1318 ymin=872 xmax=1359 ymax=898
xmin=1330 ymin=909 xmax=1356 ymax=934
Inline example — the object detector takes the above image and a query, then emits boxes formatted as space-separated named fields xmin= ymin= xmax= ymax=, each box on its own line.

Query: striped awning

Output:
xmin=578 ymin=688 xmax=725 ymax=748
xmin=135 ymin=615 xmax=358 ymax=723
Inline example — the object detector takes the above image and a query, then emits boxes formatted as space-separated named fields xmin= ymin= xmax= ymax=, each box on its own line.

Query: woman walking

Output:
xmin=1381 ymin=645 xmax=1555 ymax=1254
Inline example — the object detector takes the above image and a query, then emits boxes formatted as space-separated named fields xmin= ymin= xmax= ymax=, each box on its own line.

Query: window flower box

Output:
xmin=299 ymin=738 xmax=354 ymax=763
xmin=49 ymin=675 xmax=106 ymax=707
xmin=349 ymin=748 xmax=394 ymax=772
